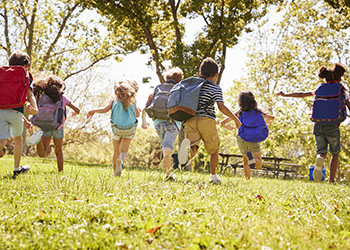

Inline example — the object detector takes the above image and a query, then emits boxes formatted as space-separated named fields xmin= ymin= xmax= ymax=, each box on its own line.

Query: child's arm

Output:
xmin=67 ymin=103 xmax=80 ymax=116
xmin=217 ymin=102 xmax=242 ymax=128
xmin=275 ymin=91 xmax=313 ymax=98
xmin=262 ymin=113 xmax=274 ymax=126
xmin=220 ymin=117 xmax=235 ymax=130
xmin=23 ymin=116 xmax=32 ymax=130
xmin=87 ymin=102 xmax=113 ymax=119
xmin=134 ymin=103 xmax=140 ymax=118
xmin=26 ymin=88 xmax=38 ymax=115
xmin=141 ymin=109 xmax=149 ymax=129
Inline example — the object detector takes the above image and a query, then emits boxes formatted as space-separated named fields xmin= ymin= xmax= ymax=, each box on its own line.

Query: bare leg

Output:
xmin=209 ymin=151 xmax=219 ymax=175
xmin=163 ymin=147 xmax=172 ymax=176
xmin=329 ymin=153 xmax=339 ymax=183
xmin=243 ymin=154 xmax=250 ymax=180
xmin=112 ymin=139 xmax=121 ymax=172
xmin=37 ymin=137 xmax=51 ymax=157
xmin=253 ymin=152 xmax=262 ymax=170
xmin=13 ymin=135 xmax=23 ymax=168
xmin=119 ymin=138 xmax=132 ymax=161
xmin=53 ymin=138 xmax=63 ymax=172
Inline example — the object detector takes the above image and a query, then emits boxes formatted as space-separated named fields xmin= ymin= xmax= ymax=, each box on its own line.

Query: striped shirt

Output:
xmin=196 ymin=80 xmax=223 ymax=119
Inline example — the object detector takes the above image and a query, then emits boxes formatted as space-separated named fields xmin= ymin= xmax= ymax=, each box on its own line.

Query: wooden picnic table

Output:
xmin=219 ymin=153 xmax=303 ymax=179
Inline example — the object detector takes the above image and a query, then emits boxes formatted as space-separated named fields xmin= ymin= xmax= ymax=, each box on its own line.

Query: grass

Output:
xmin=0 ymin=155 xmax=349 ymax=249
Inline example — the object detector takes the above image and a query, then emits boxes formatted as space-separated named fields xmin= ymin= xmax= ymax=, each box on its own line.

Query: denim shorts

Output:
xmin=236 ymin=134 xmax=261 ymax=154
xmin=42 ymin=127 xmax=64 ymax=140
xmin=0 ymin=109 xmax=23 ymax=139
xmin=313 ymin=123 xmax=340 ymax=155
xmin=155 ymin=121 xmax=179 ymax=150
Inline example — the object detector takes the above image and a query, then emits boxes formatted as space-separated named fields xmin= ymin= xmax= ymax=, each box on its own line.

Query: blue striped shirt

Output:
xmin=196 ymin=81 xmax=223 ymax=119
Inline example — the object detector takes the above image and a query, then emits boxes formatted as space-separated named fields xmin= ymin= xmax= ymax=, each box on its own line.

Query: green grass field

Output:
xmin=0 ymin=155 xmax=349 ymax=249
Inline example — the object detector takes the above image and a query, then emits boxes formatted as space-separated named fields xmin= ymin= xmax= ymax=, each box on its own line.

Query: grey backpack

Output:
xmin=32 ymin=94 xmax=65 ymax=130
xmin=145 ymin=83 xmax=174 ymax=120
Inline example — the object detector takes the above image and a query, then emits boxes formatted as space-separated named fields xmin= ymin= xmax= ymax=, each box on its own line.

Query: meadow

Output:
xmin=0 ymin=155 xmax=349 ymax=250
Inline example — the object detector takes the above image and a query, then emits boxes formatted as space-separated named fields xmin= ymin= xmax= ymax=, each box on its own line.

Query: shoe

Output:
xmin=152 ymin=147 xmax=163 ymax=166
xmin=246 ymin=151 xmax=256 ymax=168
xmin=313 ymin=155 xmax=324 ymax=182
xmin=178 ymin=138 xmax=190 ymax=165
xmin=28 ymin=130 xmax=43 ymax=146
xmin=165 ymin=174 xmax=175 ymax=182
xmin=0 ymin=147 xmax=6 ymax=156
xmin=114 ymin=158 xmax=122 ymax=177
xmin=209 ymin=175 xmax=222 ymax=184
xmin=13 ymin=165 xmax=30 ymax=176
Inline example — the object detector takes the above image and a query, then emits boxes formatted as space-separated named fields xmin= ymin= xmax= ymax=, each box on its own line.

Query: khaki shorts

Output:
xmin=184 ymin=116 xmax=220 ymax=155
xmin=236 ymin=134 xmax=261 ymax=154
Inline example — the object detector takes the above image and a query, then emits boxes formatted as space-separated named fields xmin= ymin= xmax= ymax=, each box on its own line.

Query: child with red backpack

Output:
xmin=221 ymin=91 xmax=274 ymax=180
xmin=276 ymin=63 xmax=349 ymax=183
xmin=32 ymin=76 xmax=80 ymax=172
xmin=87 ymin=79 xmax=140 ymax=177
xmin=0 ymin=50 xmax=38 ymax=176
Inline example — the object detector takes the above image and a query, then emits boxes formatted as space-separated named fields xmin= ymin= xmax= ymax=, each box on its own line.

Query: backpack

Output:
xmin=0 ymin=66 xmax=30 ymax=109
xmin=145 ymin=83 xmax=174 ymax=120
xmin=167 ymin=77 xmax=207 ymax=121
xmin=238 ymin=110 xmax=269 ymax=143
xmin=311 ymin=83 xmax=347 ymax=124
xmin=32 ymin=94 xmax=65 ymax=130
xmin=111 ymin=100 xmax=137 ymax=129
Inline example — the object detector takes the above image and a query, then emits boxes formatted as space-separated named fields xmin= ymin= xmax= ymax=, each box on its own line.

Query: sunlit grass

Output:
xmin=0 ymin=155 xmax=349 ymax=249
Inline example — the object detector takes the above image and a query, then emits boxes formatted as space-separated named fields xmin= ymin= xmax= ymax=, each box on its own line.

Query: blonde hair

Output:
xmin=163 ymin=67 xmax=184 ymax=83
xmin=114 ymin=79 xmax=138 ymax=109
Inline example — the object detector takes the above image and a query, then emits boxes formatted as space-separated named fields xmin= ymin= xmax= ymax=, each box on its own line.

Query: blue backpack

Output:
xmin=238 ymin=110 xmax=268 ymax=143
xmin=311 ymin=83 xmax=347 ymax=124
xmin=167 ymin=77 xmax=207 ymax=121
xmin=110 ymin=100 xmax=137 ymax=129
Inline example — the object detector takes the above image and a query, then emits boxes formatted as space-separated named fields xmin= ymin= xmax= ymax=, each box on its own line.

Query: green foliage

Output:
xmin=0 ymin=156 xmax=349 ymax=248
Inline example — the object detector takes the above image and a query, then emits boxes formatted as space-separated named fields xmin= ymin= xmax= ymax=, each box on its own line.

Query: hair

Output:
xmin=238 ymin=91 xmax=258 ymax=113
xmin=8 ymin=50 xmax=31 ymax=66
xmin=44 ymin=76 xmax=66 ymax=102
xmin=199 ymin=57 xmax=219 ymax=79
xmin=33 ymin=79 xmax=48 ymax=100
xmin=318 ymin=63 xmax=346 ymax=82
xmin=114 ymin=79 xmax=138 ymax=109
xmin=163 ymin=67 xmax=184 ymax=83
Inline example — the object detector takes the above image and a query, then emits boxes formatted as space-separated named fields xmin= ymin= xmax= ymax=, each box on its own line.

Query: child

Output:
xmin=0 ymin=50 xmax=38 ymax=176
xmin=180 ymin=57 xmax=242 ymax=184
xmin=276 ymin=63 xmax=349 ymax=183
xmin=142 ymin=67 xmax=183 ymax=181
xmin=87 ymin=79 xmax=140 ymax=177
xmin=34 ymin=76 xmax=80 ymax=172
xmin=221 ymin=91 xmax=274 ymax=180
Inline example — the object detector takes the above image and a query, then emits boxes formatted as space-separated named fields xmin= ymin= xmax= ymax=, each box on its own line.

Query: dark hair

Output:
xmin=238 ymin=91 xmax=258 ymax=112
xmin=318 ymin=63 xmax=346 ymax=82
xmin=44 ymin=76 xmax=66 ymax=102
xmin=199 ymin=57 xmax=219 ymax=79
xmin=8 ymin=50 xmax=30 ymax=66
xmin=33 ymin=79 xmax=47 ymax=100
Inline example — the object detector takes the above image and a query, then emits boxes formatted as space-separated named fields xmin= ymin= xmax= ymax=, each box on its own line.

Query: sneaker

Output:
xmin=165 ymin=174 xmax=175 ymax=182
xmin=114 ymin=158 xmax=122 ymax=177
xmin=13 ymin=165 xmax=30 ymax=176
xmin=178 ymin=138 xmax=190 ymax=165
xmin=0 ymin=147 xmax=6 ymax=156
xmin=28 ymin=130 xmax=43 ymax=146
xmin=152 ymin=147 xmax=163 ymax=166
xmin=209 ymin=175 xmax=222 ymax=184
xmin=313 ymin=155 xmax=324 ymax=182
xmin=246 ymin=151 xmax=256 ymax=168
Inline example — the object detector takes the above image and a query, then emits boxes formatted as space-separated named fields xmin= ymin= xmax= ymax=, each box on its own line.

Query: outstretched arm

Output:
xmin=217 ymin=102 xmax=242 ymax=128
xmin=275 ymin=91 xmax=313 ymax=98
xmin=141 ymin=109 xmax=149 ymax=129
xmin=67 ymin=103 xmax=80 ymax=116
xmin=87 ymin=102 xmax=113 ymax=119
xmin=26 ymin=89 xmax=38 ymax=115
xmin=134 ymin=103 xmax=140 ymax=118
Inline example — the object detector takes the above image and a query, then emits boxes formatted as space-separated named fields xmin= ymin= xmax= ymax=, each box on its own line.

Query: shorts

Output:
xmin=236 ymin=134 xmax=261 ymax=154
xmin=184 ymin=116 xmax=220 ymax=155
xmin=42 ymin=127 xmax=64 ymax=140
xmin=154 ymin=121 xmax=179 ymax=150
xmin=112 ymin=122 xmax=137 ymax=141
xmin=313 ymin=123 xmax=340 ymax=155
xmin=0 ymin=109 xmax=23 ymax=139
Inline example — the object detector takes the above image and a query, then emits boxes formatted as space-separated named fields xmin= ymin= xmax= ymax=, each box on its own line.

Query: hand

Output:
xmin=275 ymin=91 xmax=285 ymax=97
xmin=72 ymin=112 xmax=78 ymax=117
xmin=223 ymin=124 xmax=235 ymax=130
xmin=87 ymin=111 xmax=95 ymax=119
xmin=26 ymin=104 xmax=38 ymax=115
xmin=142 ymin=123 xmax=149 ymax=129
xmin=23 ymin=119 xmax=33 ymax=130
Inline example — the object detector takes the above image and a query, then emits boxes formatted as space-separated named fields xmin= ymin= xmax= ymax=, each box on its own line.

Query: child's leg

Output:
xmin=242 ymin=154 xmax=250 ymax=180
xmin=13 ymin=135 xmax=23 ymax=169
xmin=119 ymin=138 xmax=132 ymax=162
xmin=329 ymin=153 xmax=339 ymax=183
xmin=37 ymin=136 xmax=51 ymax=157
xmin=209 ymin=151 xmax=219 ymax=175
xmin=163 ymin=147 xmax=172 ymax=176
xmin=252 ymin=152 xmax=262 ymax=170
xmin=53 ymin=138 xmax=63 ymax=172
xmin=112 ymin=139 xmax=121 ymax=171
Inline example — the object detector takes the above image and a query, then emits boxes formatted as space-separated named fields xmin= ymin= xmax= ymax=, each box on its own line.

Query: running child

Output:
xmin=87 ymin=79 xmax=140 ymax=177
xmin=276 ymin=63 xmax=349 ymax=183
xmin=221 ymin=91 xmax=274 ymax=180
xmin=33 ymin=76 xmax=80 ymax=172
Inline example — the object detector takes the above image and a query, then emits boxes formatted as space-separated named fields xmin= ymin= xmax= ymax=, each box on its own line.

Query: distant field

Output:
xmin=0 ymin=155 xmax=349 ymax=249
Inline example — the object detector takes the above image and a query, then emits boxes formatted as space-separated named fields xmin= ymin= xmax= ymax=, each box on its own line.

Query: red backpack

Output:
xmin=0 ymin=66 xmax=30 ymax=109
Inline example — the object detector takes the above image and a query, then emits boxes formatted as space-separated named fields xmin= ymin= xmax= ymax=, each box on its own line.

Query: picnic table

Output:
xmin=219 ymin=153 xmax=303 ymax=179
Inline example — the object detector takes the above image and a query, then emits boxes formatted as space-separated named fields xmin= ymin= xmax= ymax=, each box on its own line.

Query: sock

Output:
xmin=14 ymin=167 xmax=20 ymax=171
xmin=210 ymin=174 xmax=217 ymax=180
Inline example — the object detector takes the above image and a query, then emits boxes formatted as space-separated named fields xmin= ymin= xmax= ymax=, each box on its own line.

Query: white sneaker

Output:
xmin=114 ymin=158 xmax=122 ymax=177
xmin=313 ymin=155 xmax=324 ymax=182
xmin=28 ymin=130 xmax=43 ymax=146
xmin=209 ymin=175 xmax=222 ymax=184
xmin=178 ymin=138 xmax=190 ymax=165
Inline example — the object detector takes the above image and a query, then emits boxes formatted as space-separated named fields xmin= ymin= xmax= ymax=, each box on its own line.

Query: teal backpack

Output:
xmin=111 ymin=100 xmax=137 ymax=129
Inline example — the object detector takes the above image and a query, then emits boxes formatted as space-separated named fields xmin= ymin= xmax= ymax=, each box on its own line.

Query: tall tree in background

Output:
xmin=82 ymin=0 xmax=282 ymax=83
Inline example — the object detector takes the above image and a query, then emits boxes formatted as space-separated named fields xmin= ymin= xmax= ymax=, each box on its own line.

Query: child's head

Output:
xmin=163 ymin=67 xmax=184 ymax=83
xmin=199 ymin=57 xmax=219 ymax=79
xmin=33 ymin=79 xmax=48 ymax=100
xmin=8 ymin=50 xmax=30 ymax=67
xmin=44 ymin=76 xmax=66 ymax=102
xmin=114 ymin=79 xmax=138 ymax=109
xmin=238 ymin=91 xmax=258 ymax=112
xmin=318 ymin=63 xmax=346 ymax=82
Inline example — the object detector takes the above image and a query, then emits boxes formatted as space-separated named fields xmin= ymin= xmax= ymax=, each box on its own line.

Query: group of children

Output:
xmin=0 ymin=51 xmax=347 ymax=184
